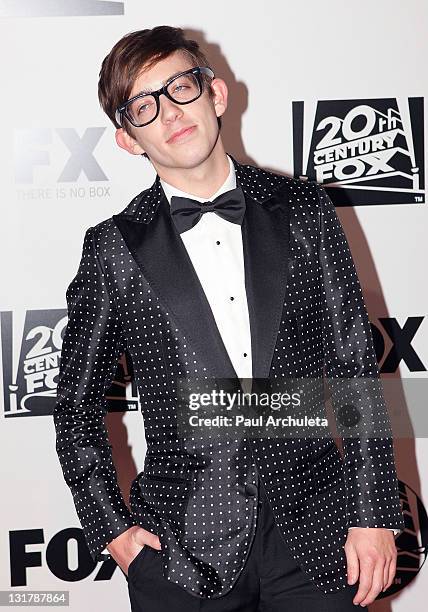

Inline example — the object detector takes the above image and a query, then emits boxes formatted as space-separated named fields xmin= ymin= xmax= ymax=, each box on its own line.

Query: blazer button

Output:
xmin=244 ymin=483 xmax=258 ymax=497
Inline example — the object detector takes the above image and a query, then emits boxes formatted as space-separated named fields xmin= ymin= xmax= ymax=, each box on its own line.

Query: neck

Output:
xmin=154 ymin=140 xmax=230 ymax=198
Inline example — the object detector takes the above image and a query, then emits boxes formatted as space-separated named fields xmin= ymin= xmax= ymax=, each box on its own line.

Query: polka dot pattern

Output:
xmin=53 ymin=155 xmax=404 ymax=599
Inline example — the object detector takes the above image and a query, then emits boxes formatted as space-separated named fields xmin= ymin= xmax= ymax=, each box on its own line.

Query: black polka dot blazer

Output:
xmin=53 ymin=154 xmax=404 ymax=599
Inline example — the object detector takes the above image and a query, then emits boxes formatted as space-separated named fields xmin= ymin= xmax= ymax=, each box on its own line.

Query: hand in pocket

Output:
xmin=106 ymin=525 xmax=161 ymax=576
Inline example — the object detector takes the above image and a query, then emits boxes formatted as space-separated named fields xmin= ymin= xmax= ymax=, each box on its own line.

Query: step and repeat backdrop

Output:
xmin=0 ymin=1 xmax=427 ymax=610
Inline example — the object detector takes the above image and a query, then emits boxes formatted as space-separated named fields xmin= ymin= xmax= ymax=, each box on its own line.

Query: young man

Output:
xmin=53 ymin=26 xmax=404 ymax=611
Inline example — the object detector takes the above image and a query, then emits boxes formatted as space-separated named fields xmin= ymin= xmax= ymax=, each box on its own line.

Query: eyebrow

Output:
xmin=136 ymin=69 xmax=187 ymax=96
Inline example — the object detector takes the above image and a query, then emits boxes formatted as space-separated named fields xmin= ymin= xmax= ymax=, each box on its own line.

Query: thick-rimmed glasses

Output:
xmin=115 ymin=66 xmax=215 ymax=128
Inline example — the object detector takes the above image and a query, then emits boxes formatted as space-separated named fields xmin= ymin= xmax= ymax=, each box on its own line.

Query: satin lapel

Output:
xmin=113 ymin=193 xmax=238 ymax=380
xmin=241 ymin=194 xmax=290 ymax=379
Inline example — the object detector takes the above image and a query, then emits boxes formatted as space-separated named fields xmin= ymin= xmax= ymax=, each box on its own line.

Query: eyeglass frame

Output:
xmin=115 ymin=66 xmax=215 ymax=128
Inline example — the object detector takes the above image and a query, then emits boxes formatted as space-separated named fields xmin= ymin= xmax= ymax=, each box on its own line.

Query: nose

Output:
xmin=159 ymin=94 xmax=183 ymax=123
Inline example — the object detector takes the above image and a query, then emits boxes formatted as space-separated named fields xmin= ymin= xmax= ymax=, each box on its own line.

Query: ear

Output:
xmin=210 ymin=78 xmax=228 ymax=119
xmin=115 ymin=127 xmax=146 ymax=156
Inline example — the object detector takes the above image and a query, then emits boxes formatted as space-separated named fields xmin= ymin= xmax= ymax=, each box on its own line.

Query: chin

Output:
xmin=172 ymin=147 xmax=210 ymax=168
xmin=166 ymin=148 xmax=207 ymax=168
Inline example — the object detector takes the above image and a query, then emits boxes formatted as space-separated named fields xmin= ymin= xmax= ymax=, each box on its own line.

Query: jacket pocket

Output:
xmin=143 ymin=473 xmax=191 ymax=484
xmin=138 ymin=475 xmax=192 ymax=535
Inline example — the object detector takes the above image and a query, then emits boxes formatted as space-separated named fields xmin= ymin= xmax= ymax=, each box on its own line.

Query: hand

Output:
xmin=106 ymin=525 xmax=161 ymax=576
xmin=344 ymin=528 xmax=397 ymax=607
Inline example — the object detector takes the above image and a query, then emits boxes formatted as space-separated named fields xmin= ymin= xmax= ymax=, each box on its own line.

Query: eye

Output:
xmin=172 ymin=84 xmax=189 ymax=93
xmin=137 ymin=101 xmax=154 ymax=114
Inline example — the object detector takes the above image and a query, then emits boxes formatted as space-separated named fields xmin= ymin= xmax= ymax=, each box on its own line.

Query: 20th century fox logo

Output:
xmin=0 ymin=310 xmax=139 ymax=418
xmin=292 ymin=97 xmax=424 ymax=206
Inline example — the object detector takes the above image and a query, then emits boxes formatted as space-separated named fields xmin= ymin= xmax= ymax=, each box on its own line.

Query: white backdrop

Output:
xmin=0 ymin=1 xmax=427 ymax=610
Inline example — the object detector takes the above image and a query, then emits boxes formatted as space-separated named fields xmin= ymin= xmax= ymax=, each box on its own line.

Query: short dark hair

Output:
xmin=98 ymin=25 xmax=221 ymax=159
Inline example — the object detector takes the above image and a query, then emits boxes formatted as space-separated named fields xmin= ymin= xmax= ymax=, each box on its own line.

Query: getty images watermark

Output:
xmin=174 ymin=376 xmax=419 ymax=439
xmin=186 ymin=386 xmax=320 ymax=428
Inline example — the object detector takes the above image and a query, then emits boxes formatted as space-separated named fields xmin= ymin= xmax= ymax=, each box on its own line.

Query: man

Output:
xmin=53 ymin=26 xmax=404 ymax=611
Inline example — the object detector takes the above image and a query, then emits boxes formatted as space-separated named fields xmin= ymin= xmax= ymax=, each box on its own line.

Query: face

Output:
xmin=115 ymin=50 xmax=228 ymax=174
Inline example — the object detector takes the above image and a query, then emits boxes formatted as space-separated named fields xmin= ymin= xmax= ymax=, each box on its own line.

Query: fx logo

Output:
xmin=14 ymin=127 xmax=108 ymax=183
xmin=372 ymin=316 xmax=426 ymax=373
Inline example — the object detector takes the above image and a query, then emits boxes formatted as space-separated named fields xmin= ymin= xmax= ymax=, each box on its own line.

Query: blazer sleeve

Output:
xmin=53 ymin=226 xmax=138 ymax=562
xmin=315 ymin=183 xmax=405 ymax=533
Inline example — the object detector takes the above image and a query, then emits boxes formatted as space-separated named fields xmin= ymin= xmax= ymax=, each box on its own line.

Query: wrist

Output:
xmin=106 ymin=525 xmax=141 ymax=553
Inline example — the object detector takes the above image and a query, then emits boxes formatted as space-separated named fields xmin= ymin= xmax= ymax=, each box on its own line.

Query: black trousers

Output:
xmin=124 ymin=479 xmax=359 ymax=611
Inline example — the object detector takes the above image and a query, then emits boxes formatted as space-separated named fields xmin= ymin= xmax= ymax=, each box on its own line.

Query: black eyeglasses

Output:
xmin=115 ymin=66 xmax=215 ymax=128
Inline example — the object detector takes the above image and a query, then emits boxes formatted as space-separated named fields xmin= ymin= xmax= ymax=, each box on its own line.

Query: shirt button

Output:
xmin=243 ymin=352 xmax=248 ymax=357
xmin=230 ymin=296 xmax=234 ymax=301
xmin=216 ymin=240 xmax=220 ymax=245
xmin=245 ymin=483 xmax=258 ymax=497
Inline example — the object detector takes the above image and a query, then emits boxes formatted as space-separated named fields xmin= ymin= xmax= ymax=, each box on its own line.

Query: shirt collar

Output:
xmin=159 ymin=154 xmax=236 ymax=205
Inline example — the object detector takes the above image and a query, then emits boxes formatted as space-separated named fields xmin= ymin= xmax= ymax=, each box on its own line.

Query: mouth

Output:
xmin=167 ymin=125 xmax=196 ymax=143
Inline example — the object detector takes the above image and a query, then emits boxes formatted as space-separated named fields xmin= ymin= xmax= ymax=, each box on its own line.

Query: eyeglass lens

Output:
xmin=126 ymin=72 xmax=202 ymax=126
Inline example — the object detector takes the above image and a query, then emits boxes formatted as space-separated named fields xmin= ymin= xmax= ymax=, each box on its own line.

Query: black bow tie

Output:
xmin=169 ymin=186 xmax=246 ymax=234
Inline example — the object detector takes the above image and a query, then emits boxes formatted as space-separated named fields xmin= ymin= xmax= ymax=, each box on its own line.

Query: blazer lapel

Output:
xmin=241 ymin=193 xmax=290 ymax=379
xmin=113 ymin=188 xmax=238 ymax=379
xmin=112 ymin=155 xmax=291 ymax=382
